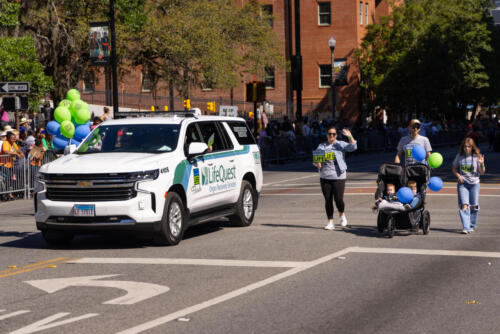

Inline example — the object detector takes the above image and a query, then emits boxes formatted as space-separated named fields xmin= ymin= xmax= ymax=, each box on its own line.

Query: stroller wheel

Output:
xmin=377 ymin=212 xmax=385 ymax=234
xmin=386 ymin=216 xmax=395 ymax=238
xmin=422 ymin=210 xmax=430 ymax=235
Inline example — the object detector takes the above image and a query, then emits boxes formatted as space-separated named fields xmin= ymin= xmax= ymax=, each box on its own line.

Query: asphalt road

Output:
xmin=0 ymin=144 xmax=499 ymax=334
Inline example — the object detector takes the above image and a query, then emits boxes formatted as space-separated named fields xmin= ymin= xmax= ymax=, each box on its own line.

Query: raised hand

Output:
xmin=478 ymin=154 xmax=484 ymax=165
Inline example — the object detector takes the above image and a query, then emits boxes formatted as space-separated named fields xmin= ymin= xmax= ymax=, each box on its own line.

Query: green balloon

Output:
xmin=74 ymin=108 xmax=91 ymax=124
xmin=66 ymin=89 xmax=81 ymax=102
xmin=60 ymin=120 xmax=75 ymax=139
xmin=54 ymin=106 xmax=71 ymax=123
xmin=69 ymin=99 xmax=86 ymax=115
xmin=58 ymin=99 xmax=72 ymax=108
xmin=78 ymin=142 xmax=89 ymax=153
xmin=428 ymin=152 xmax=443 ymax=169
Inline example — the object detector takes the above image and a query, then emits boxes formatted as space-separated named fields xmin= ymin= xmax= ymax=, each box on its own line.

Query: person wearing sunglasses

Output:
xmin=394 ymin=119 xmax=432 ymax=166
xmin=313 ymin=126 xmax=357 ymax=230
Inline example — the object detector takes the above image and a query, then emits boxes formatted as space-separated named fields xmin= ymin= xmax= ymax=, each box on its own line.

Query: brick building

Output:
xmin=81 ymin=0 xmax=395 ymax=124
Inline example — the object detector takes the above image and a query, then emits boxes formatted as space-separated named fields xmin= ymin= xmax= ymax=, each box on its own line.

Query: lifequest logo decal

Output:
xmin=201 ymin=165 xmax=236 ymax=185
xmin=200 ymin=164 xmax=237 ymax=193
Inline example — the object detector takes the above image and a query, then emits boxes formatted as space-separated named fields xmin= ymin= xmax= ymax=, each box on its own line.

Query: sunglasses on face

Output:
xmin=327 ymin=132 xmax=337 ymax=136
xmin=411 ymin=125 xmax=421 ymax=130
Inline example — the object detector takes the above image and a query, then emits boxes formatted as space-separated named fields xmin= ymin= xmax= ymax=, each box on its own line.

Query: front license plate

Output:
xmin=73 ymin=204 xmax=95 ymax=217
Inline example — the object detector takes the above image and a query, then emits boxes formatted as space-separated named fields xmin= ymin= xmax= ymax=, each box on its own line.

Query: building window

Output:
xmin=319 ymin=65 xmax=332 ymax=88
xmin=264 ymin=67 xmax=275 ymax=89
xmin=365 ymin=3 xmax=369 ymax=25
xmin=261 ymin=5 xmax=273 ymax=28
xmin=318 ymin=2 xmax=331 ymax=25
xmin=360 ymin=2 xmax=363 ymax=25
xmin=83 ymin=72 xmax=95 ymax=93
xmin=141 ymin=70 xmax=153 ymax=92
xmin=201 ymin=74 xmax=214 ymax=91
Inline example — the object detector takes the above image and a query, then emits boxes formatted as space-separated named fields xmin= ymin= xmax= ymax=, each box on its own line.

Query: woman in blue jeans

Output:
xmin=451 ymin=138 xmax=485 ymax=234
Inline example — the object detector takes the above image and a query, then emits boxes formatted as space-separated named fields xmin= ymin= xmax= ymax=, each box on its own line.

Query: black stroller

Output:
xmin=375 ymin=163 xmax=431 ymax=238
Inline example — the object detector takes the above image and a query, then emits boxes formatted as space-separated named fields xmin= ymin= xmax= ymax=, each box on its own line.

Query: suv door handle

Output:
xmin=229 ymin=159 xmax=234 ymax=163
xmin=207 ymin=163 xmax=214 ymax=166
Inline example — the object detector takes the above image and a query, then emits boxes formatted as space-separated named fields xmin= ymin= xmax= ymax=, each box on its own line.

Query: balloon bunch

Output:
xmin=411 ymin=145 xmax=444 ymax=192
xmin=46 ymin=89 xmax=91 ymax=149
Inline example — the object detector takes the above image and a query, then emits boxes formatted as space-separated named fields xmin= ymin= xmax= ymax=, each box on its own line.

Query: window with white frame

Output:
xmin=360 ymin=2 xmax=363 ymax=25
xmin=264 ymin=67 xmax=275 ymax=88
xmin=318 ymin=2 xmax=331 ymax=25
xmin=201 ymin=72 xmax=214 ymax=91
xmin=261 ymin=4 xmax=273 ymax=28
xmin=365 ymin=3 xmax=369 ymax=25
xmin=83 ymin=72 xmax=95 ymax=93
xmin=319 ymin=65 xmax=332 ymax=87
xmin=141 ymin=70 xmax=153 ymax=92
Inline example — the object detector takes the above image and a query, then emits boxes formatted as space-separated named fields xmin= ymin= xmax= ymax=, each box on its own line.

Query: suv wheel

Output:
xmin=154 ymin=192 xmax=186 ymax=246
xmin=42 ymin=230 xmax=74 ymax=246
xmin=229 ymin=180 xmax=255 ymax=227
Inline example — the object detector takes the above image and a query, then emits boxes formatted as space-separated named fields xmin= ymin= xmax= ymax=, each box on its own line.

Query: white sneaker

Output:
xmin=340 ymin=215 xmax=348 ymax=227
xmin=324 ymin=222 xmax=335 ymax=230
xmin=461 ymin=230 xmax=469 ymax=234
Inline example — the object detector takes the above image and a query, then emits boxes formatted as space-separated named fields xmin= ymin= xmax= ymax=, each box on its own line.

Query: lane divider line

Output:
xmin=0 ymin=258 xmax=68 ymax=275
xmin=0 ymin=310 xmax=30 ymax=321
xmin=0 ymin=258 xmax=79 ymax=279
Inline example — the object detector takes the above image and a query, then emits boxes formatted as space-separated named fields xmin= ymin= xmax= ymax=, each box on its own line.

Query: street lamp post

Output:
xmin=329 ymin=36 xmax=336 ymax=120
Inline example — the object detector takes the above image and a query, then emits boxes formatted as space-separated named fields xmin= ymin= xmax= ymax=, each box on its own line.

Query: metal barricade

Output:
xmin=0 ymin=151 xmax=59 ymax=201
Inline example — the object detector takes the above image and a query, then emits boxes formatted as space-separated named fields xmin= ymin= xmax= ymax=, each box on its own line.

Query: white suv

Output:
xmin=35 ymin=115 xmax=263 ymax=246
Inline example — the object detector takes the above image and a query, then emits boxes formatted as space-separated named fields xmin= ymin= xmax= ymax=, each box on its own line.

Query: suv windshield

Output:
xmin=76 ymin=124 xmax=180 ymax=154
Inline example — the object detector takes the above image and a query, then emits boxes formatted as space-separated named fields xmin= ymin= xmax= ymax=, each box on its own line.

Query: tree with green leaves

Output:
xmin=356 ymin=0 xmax=498 ymax=120
xmin=0 ymin=1 xmax=53 ymax=110
xmin=1 ymin=0 xmax=285 ymax=105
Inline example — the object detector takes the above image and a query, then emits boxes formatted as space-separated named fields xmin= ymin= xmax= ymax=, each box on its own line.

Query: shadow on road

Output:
xmin=261 ymin=223 xmax=324 ymax=230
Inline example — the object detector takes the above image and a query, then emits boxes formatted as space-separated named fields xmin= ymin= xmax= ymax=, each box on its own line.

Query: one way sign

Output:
xmin=0 ymin=82 xmax=30 ymax=94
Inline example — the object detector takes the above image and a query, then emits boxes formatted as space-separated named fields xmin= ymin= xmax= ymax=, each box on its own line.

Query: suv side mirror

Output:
xmin=187 ymin=142 xmax=208 ymax=162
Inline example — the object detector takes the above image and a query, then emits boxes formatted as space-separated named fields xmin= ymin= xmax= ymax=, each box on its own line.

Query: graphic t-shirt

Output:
xmin=452 ymin=154 xmax=480 ymax=184
xmin=396 ymin=135 xmax=432 ymax=165
xmin=315 ymin=143 xmax=345 ymax=180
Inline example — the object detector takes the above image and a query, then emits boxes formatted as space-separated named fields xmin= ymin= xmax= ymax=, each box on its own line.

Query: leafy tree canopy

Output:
xmin=356 ymin=0 xmax=498 ymax=119
xmin=1 ymin=0 xmax=285 ymax=103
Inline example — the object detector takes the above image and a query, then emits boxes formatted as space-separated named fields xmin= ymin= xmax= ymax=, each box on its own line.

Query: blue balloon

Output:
xmin=52 ymin=135 xmax=69 ymax=149
xmin=411 ymin=145 xmax=426 ymax=162
xmin=428 ymin=176 xmax=443 ymax=192
xmin=46 ymin=121 xmax=60 ymax=136
xmin=85 ymin=121 xmax=91 ymax=128
xmin=74 ymin=125 xmax=91 ymax=141
xmin=397 ymin=187 xmax=414 ymax=204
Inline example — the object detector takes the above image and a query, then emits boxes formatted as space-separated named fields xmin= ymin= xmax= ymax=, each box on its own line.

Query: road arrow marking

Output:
xmin=0 ymin=310 xmax=30 ymax=321
xmin=25 ymin=275 xmax=169 ymax=305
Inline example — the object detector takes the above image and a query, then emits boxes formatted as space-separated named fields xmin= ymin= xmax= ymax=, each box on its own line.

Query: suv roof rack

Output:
xmin=114 ymin=110 xmax=198 ymax=119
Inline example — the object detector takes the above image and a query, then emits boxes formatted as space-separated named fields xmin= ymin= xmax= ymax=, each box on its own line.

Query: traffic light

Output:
xmin=183 ymin=99 xmax=191 ymax=110
xmin=245 ymin=81 xmax=265 ymax=102
xmin=206 ymin=101 xmax=215 ymax=113
xmin=164 ymin=106 xmax=168 ymax=111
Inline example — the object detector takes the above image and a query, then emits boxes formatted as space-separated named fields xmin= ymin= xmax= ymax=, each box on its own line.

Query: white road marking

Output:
xmin=25 ymin=275 xmax=169 ymax=305
xmin=8 ymin=313 xmax=98 ymax=334
xmin=263 ymin=174 xmax=317 ymax=186
xmin=351 ymin=247 xmax=500 ymax=258
xmin=0 ymin=310 xmax=30 ymax=321
xmin=262 ymin=193 xmax=500 ymax=197
xmin=115 ymin=248 xmax=352 ymax=334
xmin=70 ymin=258 xmax=307 ymax=268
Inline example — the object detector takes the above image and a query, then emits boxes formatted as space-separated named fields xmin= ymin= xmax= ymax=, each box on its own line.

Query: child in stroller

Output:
xmin=374 ymin=163 xmax=431 ymax=238
xmin=373 ymin=181 xmax=420 ymax=212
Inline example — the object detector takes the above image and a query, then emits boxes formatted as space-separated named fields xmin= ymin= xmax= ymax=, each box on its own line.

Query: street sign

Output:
xmin=0 ymin=82 xmax=30 ymax=94
xmin=219 ymin=105 xmax=238 ymax=117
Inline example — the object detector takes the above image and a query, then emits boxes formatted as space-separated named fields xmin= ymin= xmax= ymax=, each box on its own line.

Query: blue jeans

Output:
xmin=457 ymin=182 xmax=480 ymax=231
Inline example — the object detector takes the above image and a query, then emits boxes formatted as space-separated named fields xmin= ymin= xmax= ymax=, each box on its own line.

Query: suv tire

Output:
xmin=154 ymin=192 xmax=186 ymax=245
xmin=229 ymin=180 xmax=256 ymax=227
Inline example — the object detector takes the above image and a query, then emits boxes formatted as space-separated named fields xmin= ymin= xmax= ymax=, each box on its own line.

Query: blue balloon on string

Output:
xmin=411 ymin=145 xmax=426 ymax=162
xmin=428 ymin=176 xmax=443 ymax=192
xmin=74 ymin=125 xmax=91 ymax=141
xmin=52 ymin=135 xmax=69 ymax=149
xmin=397 ymin=187 xmax=414 ymax=204
xmin=46 ymin=121 xmax=60 ymax=136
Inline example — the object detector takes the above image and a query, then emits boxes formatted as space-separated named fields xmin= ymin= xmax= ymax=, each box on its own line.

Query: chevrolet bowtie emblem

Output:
xmin=77 ymin=181 xmax=92 ymax=187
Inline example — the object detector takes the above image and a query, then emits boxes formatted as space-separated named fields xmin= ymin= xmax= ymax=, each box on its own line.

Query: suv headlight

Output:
xmin=131 ymin=169 xmax=159 ymax=181
xmin=35 ymin=172 xmax=47 ymax=193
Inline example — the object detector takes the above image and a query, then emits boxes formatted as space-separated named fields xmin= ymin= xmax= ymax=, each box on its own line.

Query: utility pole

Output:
xmin=294 ymin=0 xmax=302 ymax=120
xmin=109 ymin=0 xmax=119 ymax=116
